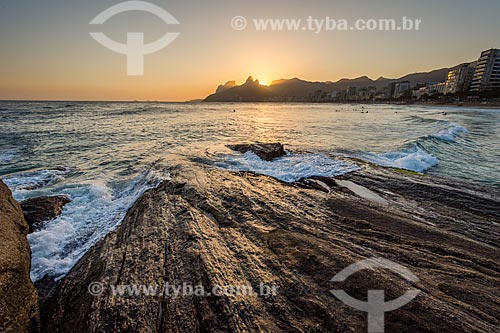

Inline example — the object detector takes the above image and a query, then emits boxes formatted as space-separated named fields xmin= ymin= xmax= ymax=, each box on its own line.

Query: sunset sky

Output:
xmin=1 ymin=0 xmax=500 ymax=101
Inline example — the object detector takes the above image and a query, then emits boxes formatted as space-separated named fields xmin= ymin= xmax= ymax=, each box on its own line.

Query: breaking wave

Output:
xmin=349 ymin=121 xmax=469 ymax=173
xmin=215 ymin=152 xmax=359 ymax=182
xmin=2 ymin=168 xmax=71 ymax=192
xmin=353 ymin=145 xmax=439 ymax=173
xmin=430 ymin=122 xmax=468 ymax=142
xmin=4 ymin=168 xmax=169 ymax=281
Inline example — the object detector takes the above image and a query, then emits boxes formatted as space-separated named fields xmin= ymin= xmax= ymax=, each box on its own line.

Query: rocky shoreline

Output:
xmin=20 ymin=195 xmax=71 ymax=234
xmin=1 ymin=152 xmax=499 ymax=332
xmin=0 ymin=181 xmax=39 ymax=332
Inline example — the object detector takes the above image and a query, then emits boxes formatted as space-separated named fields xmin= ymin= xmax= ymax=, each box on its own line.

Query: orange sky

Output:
xmin=1 ymin=0 xmax=499 ymax=101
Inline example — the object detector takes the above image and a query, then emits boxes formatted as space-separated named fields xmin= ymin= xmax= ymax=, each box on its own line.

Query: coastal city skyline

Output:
xmin=203 ymin=47 xmax=500 ymax=102
xmin=1 ymin=0 xmax=500 ymax=101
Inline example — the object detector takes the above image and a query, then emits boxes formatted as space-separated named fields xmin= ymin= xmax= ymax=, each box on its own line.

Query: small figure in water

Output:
xmin=233 ymin=109 xmax=236 ymax=112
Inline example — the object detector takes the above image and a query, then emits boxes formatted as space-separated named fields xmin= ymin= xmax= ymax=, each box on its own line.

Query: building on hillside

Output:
xmin=470 ymin=48 xmax=500 ymax=92
xmin=367 ymin=86 xmax=377 ymax=100
xmin=445 ymin=63 xmax=475 ymax=94
xmin=357 ymin=88 xmax=368 ymax=100
xmin=375 ymin=91 xmax=388 ymax=100
xmin=428 ymin=82 xmax=446 ymax=94
xmin=347 ymin=87 xmax=357 ymax=101
xmin=393 ymin=81 xmax=411 ymax=98
xmin=388 ymin=82 xmax=397 ymax=99
xmin=413 ymin=87 xmax=431 ymax=100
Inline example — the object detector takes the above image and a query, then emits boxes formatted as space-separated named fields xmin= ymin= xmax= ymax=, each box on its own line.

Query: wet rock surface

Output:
xmin=20 ymin=195 xmax=70 ymax=233
xmin=41 ymin=162 xmax=500 ymax=333
xmin=0 ymin=180 xmax=39 ymax=332
xmin=227 ymin=142 xmax=286 ymax=161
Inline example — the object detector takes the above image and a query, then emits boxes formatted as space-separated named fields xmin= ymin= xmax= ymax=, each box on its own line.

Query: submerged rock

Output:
xmin=0 ymin=180 xmax=39 ymax=332
xmin=41 ymin=163 xmax=500 ymax=332
xmin=227 ymin=142 xmax=286 ymax=161
xmin=20 ymin=195 xmax=70 ymax=233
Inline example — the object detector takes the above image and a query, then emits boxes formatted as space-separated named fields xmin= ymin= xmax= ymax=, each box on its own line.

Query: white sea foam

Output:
xmin=27 ymin=168 xmax=168 ymax=281
xmin=431 ymin=123 xmax=468 ymax=142
xmin=355 ymin=146 xmax=439 ymax=173
xmin=2 ymin=168 xmax=70 ymax=192
xmin=346 ymin=122 xmax=468 ymax=173
xmin=215 ymin=152 xmax=359 ymax=183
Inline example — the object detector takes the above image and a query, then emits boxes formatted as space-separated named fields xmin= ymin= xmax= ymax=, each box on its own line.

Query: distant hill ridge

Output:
xmin=204 ymin=66 xmax=459 ymax=102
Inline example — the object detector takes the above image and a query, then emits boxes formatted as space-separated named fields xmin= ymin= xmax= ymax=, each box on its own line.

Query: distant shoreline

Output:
xmin=411 ymin=101 xmax=500 ymax=109
xmin=324 ymin=100 xmax=500 ymax=109
xmin=1 ymin=100 xmax=499 ymax=109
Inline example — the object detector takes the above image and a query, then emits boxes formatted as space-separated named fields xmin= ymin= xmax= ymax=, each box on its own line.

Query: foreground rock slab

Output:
xmin=227 ymin=142 xmax=286 ymax=161
xmin=0 ymin=180 xmax=39 ymax=332
xmin=42 ymin=163 xmax=500 ymax=332
xmin=20 ymin=195 xmax=70 ymax=233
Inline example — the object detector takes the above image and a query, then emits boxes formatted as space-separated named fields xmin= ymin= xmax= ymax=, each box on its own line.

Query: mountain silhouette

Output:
xmin=204 ymin=68 xmax=452 ymax=102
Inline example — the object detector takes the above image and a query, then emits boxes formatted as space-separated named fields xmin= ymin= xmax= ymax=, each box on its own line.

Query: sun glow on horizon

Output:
xmin=1 ymin=1 xmax=499 ymax=101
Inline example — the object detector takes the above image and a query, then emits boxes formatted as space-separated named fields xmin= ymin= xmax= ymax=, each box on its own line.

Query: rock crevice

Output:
xmin=40 ymin=163 xmax=500 ymax=332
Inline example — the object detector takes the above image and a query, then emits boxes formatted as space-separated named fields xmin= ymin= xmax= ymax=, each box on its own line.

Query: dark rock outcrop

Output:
xmin=20 ymin=196 xmax=70 ymax=233
xmin=227 ymin=142 xmax=286 ymax=161
xmin=41 ymin=162 xmax=500 ymax=332
xmin=0 ymin=180 xmax=39 ymax=332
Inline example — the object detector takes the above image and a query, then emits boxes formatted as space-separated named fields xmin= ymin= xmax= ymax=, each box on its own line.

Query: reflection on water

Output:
xmin=1 ymin=102 xmax=498 ymax=185
xmin=0 ymin=101 xmax=498 ymax=280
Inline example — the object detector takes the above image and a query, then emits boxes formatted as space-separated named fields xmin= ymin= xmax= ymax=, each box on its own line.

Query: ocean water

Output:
xmin=0 ymin=102 xmax=498 ymax=281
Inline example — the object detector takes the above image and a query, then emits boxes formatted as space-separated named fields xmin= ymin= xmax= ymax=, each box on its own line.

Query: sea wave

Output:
xmin=215 ymin=152 xmax=359 ymax=183
xmin=2 ymin=168 xmax=71 ymax=192
xmin=27 ymin=168 xmax=169 ymax=281
xmin=353 ymin=145 xmax=439 ymax=173
xmin=346 ymin=121 xmax=469 ymax=173
xmin=0 ymin=148 xmax=19 ymax=163
xmin=430 ymin=122 xmax=468 ymax=142
xmin=405 ymin=117 xmax=469 ymax=143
